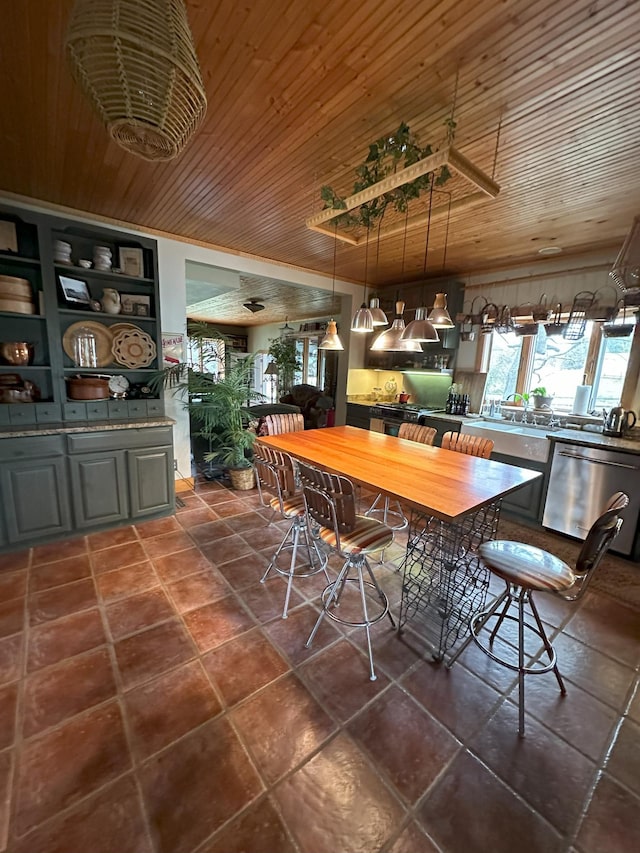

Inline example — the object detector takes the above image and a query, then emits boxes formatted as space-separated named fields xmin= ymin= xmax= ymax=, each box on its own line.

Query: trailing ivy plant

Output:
xmin=321 ymin=120 xmax=455 ymax=230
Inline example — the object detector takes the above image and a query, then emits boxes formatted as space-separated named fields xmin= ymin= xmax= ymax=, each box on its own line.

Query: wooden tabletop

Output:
xmin=258 ymin=426 xmax=541 ymax=523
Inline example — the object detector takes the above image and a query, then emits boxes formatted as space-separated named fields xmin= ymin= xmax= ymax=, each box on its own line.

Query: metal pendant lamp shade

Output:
xmin=319 ymin=318 xmax=344 ymax=350
xmin=402 ymin=306 xmax=440 ymax=342
xmin=368 ymin=297 xmax=388 ymax=326
xmin=371 ymin=301 xmax=422 ymax=351
xmin=428 ymin=292 xmax=454 ymax=328
xmin=351 ymin=303 xmax=374 ymax=332
xmin=66 ymin=0 xmax=207 ymax=162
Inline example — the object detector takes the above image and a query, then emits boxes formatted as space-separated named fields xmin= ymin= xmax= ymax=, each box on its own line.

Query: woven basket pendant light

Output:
xmin=66 ymin=0 xmax=207 ymax=161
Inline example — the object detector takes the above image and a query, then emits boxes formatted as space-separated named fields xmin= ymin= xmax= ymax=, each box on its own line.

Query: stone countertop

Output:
xmin=548 ymin=428 xmax=640 ymax=454
xmin=0 ymin=417 xmax=176 ymax=439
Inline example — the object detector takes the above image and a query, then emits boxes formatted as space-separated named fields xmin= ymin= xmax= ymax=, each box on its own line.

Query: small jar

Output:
xmin=72 ymin=326 xmax=98 ymax=368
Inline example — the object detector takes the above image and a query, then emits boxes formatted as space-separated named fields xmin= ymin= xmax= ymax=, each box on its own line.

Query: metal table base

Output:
xmin=398 ymin=501 xmax=502 ymax=662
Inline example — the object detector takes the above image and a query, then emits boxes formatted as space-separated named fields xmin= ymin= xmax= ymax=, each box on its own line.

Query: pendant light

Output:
xmin=370 ymin=300 xmax=422 ymax=352
xmin=367 ymin=219 xmax=389 ymax=326
xmin=428 ymin=293 xmax=454 ymax=328
xmin=368 ymin=297 xmax=388 ymax=326
xmin=280 ymin=316 xmax=294 ymax=335
xmin=319 ymin=225 xmax=344 ymax=351
xmin=401 ymin=178 xmax=439 ymax=343
xmin=427 ymin=193 xmax=454 ymax=328
xmin=371 ymin=209 xmax=421 ymax=352
xmin=351 ymin=224 xmax=374 ymax=333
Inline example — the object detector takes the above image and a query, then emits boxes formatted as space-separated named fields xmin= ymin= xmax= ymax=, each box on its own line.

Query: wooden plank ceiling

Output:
xmin=1 ymin=0 xmax=639 ymax=326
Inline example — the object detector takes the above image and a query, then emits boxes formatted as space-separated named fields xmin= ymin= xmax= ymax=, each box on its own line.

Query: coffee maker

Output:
xmin=603 ymin=407 xmax=637 ymax=437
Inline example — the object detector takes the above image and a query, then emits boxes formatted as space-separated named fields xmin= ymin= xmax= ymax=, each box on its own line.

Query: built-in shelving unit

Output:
xmin=0 ymin=204 xmax=163 ymax=426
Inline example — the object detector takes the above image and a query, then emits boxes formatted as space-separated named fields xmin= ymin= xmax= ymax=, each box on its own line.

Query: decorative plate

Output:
xmin=109 ymin=322 xmax=142 ymax=337
xmin=62 ymin=321 xmax=114 ymax=367
xmin=111 ymin=328 xmax=156 ymax=368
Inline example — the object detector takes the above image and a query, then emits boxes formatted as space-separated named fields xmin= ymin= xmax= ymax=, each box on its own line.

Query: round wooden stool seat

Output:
xmin=479 ymin=540 xmax=575 ymax=593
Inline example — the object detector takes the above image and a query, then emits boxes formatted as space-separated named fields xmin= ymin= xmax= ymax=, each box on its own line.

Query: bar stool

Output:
xmin=467 ymin=491 xmax=629 ymax=736
xmin=364 ymin=422 xmax=437 ymax=529
xmin=441 ymin=431 xmax=494 ymax=458
xmin=254 ymin=443 xmax=329 ymax=618
xmin=298 ymin=459 xmax=396 ymax=680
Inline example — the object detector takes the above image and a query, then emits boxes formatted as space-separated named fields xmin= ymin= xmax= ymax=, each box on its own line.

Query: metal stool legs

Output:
xmin=305 ymin=555 xmax=395 ymax=680
xmin=470 ymin=583 xmax=567 ymax=736
xmin=364 ymin=493 xmax=408 ymax=530
xmin=261 ymin=516 xmax=329 ymax=619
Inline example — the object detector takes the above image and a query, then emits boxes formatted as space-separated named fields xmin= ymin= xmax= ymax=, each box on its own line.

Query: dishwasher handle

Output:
xmin=558 ymin=450 xmax=639 ymax=471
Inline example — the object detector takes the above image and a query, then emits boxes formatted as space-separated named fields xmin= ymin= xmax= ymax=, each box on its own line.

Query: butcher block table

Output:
xmin=258 ymin=426 xmax=540 ymax=660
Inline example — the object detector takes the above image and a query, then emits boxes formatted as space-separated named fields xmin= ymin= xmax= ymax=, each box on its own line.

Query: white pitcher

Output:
xmin=101 ymin=288 xmax=121 ymax=314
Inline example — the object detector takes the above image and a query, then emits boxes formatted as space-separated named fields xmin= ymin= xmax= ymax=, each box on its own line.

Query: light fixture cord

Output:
xmin=400 ymin=205 xmax=409 ymax=279
xmin=331 ymin=222 xmax=338 ymax=315
xmin=363 ymin=225 xmax=370 ymax=303
xmin=492 ymin=114 xmax=503 ymax=180
xmin=422 ymin=175 xmax=435 ymax=277
xmin=442 ymin=191 xmax=452 ymax=271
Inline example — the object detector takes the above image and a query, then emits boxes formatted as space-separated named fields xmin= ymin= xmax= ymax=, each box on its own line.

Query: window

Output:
xmin=528 ymin=324 xmax=592 ymax=410
xmin=294 ymin=337 xmax=325 ymax=387
xmin=484 ymin=331 xmax=523 ymax=402
xmin=592 ymin=333 xmax=634 ymax=410
xmin=187 ymin=335 xmax=225 ymax=378
xmin=485 ymin=319 xmax=634 ymax=413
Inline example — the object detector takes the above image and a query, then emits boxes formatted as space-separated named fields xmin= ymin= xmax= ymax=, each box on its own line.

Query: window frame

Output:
xmin=484 ymin=319 xmax=635 ymax=411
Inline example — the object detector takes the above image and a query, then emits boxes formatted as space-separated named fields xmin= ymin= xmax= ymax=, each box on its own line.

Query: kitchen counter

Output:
xmin=0 ymin=416 xmax=175 ymax=439
xmin=548 ymin=428 xmax=640 ymax=454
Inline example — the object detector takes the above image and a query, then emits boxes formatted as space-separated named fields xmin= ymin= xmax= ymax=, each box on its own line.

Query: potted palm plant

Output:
xmin=152 ymin=324 xmax=264 ymax=490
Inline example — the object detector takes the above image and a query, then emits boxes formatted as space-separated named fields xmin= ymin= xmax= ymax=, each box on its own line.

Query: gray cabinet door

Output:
xmin=1 ymin=457 xmax=71 ymax=543
xmin=69 ymin=451 xmax=129 ymax=528
xmin=127 ymin=445 xmax=174 ymax=519
xmin=492 ymin=452 xmax=547 ymax=523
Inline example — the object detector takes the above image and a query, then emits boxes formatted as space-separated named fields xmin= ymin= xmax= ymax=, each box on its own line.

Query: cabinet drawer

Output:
xmin=0 ymin=405 xmax=10 ymax=426
xmin=146 ymin=400 xmax=164 ymax=416
xmin=8 ymin=404 xmax=36 ymax=425
xmin=63 ymin=402 xmax=88 ymax=421
xmin=35 ymin=403 xmax=63 ymax=424
xmin=85 ymin=402 xmax=109 ymax=421
xmin=108 ymin=401 xmax=128 ymax=419
xmin=0 ymin=435 xmax=65 ymax=461
xmin=127 ymin=401 xmax=147 ymax=418
xmin=67 ymin=426 xmax=173 ymax=454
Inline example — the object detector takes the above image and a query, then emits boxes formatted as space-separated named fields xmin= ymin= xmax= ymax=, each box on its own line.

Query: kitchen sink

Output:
xmin=460 ymin=420 xmax=551 ymax=462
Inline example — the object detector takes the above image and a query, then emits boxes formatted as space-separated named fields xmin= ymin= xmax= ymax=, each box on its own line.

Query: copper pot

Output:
xmin=66 ymin=375 xmax=110 ymax=400
xmin=0 ymin=342 xmax=34 ymax=366
xmin=398 ymin=392 xmax=410 ymax=403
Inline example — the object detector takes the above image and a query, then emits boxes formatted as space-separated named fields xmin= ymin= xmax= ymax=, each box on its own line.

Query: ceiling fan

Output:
xmin=243 ymin=298 xmax=265 ymax=313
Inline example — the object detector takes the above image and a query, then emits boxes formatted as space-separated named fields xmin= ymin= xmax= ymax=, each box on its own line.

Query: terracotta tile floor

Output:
xmin=1 ymin=480 xmax=639 ymax=853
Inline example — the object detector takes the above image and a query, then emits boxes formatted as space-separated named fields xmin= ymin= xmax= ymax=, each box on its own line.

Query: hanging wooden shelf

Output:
xmin=306 ymin=144 xmax=500 ymax=246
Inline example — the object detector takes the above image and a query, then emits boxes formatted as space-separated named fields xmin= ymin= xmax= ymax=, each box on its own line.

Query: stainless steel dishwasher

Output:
xmin=543 ymin=442 xmax=640 ymax=555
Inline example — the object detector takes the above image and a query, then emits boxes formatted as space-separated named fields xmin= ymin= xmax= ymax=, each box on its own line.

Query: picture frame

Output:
xmin=59 ymin=275 xmax=91 ymax=306
xmin=118 ymin=247 xmax=144 ymax=278
xmin=121 ymin=293 xmax=151 ymax=316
